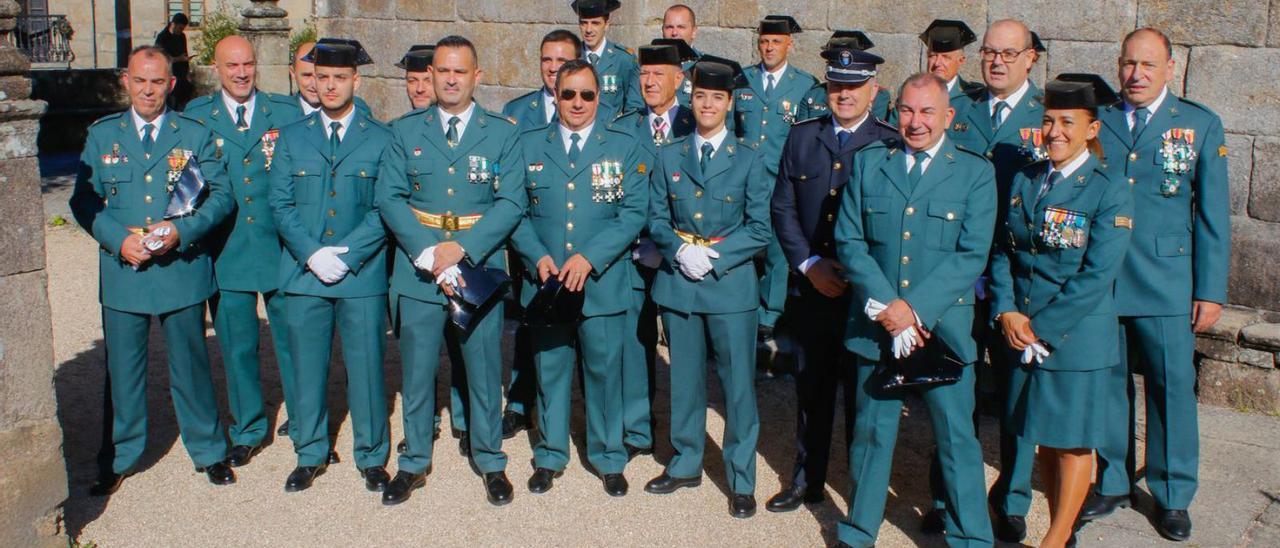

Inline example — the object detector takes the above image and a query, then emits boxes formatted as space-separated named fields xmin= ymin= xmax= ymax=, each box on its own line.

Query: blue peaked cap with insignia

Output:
xmin=820 ymin=47 xmax=883 ymax=84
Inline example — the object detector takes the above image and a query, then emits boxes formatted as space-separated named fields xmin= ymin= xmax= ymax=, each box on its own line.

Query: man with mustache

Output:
xmin=184 ymin=35 xmax=301 ymax=469
xmin=572 ymin=0 xmax=643 ymax=118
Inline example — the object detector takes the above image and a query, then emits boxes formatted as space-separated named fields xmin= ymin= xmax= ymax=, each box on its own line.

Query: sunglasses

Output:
xmin=559 ymin=88 xmax=598 ymax=102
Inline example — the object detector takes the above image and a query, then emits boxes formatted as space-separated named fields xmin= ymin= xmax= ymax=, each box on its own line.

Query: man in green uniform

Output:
xmin=832 ymin=73 xmax=995 ymax=548
xmin=737 ymin=15 xmax=818 ymax=356
xmin=268 ymin=39 xmax=392 ymax=495
xmin=1080 ymin=28 xmax=1229 ymax=542
xmin=572 ymin=0 xmax=642 ymax=118
xmin=511 ymin=59 xmax=648 ymax=496
xmin=400 ymin=45 xmax=436 ymax=111
xmin=183 ymin=35 xmax=299 ymax=468
xmin=644 ymin=56 xmax=771 ymax=519
xmin=72 ymin=45 xmax=236 ymax=494
xmin=944 ymin=18 xmax=1047 ymax=542
xmin=288 ymin=40 xmax=372 ymax=122
xmin=661 ymin=4 xmax=703 ymax=105
xmin=612 ymin=38 xmax=696 ymax=460
xmin=924 ymin=19 xmax=984 ymax=104
xmin=797 ymin=31 xmax=893 ymax=122
xmin=377 ymin=35 xmax=527 ymax=506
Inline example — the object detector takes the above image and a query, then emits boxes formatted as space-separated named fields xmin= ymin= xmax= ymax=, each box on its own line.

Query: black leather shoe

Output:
xmin=765 ymin=485 xmax=822 ymax=512
xmin=327 ymin=451 xmax=341 ymax=465
xmin=501 ymin=410 xmax=531 ymax=439
xmin=484 ymin=471 xmax=514 ymax=506
xmin=284 ymin=465 xmax=325 ymax=492
xmin=458 ymin=435 xmax=471 ymax=457
xmin=920 ymin=508 xmax=946 ymax=534
xmin=227 ymin=444 xmax=261 ymax=468
xmin=1079 ymin=492 xmax=1131 ymax=521
xmin=89 ymin=472 xmax=127 ymax=497
xmin=360 ymin=466 xmax=391 ymax=492
xmin=625 ymin=444 xmax=653 ymax=462
xmin=382 ymin=470 xmax=427 ymax=506
xmin=1155 ymin=509 xmax=1192 ymax=541
xmin=602 ymin=473 xmax=628 ymax=497
xmin=397 ymin=439 xmax=408 ymax=454
xmin=729 ymin=494 xmax=757 ymax=518
xmin=197 ymin=461 xmax=236 ymax=485
xmin=527 ymin=467 xmax=562 ymax=494
xmin=644 ymin=472 xmax=701 ymax=494
xmin=992 ymin=512 xmax=1027 ymax=543
xmin=276 ymin=420 xmax=290 ymax=437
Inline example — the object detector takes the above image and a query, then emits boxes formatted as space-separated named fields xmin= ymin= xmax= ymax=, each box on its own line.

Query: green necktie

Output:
xmin=446 ymin=116 xmax=460 ymax=147
xmin=1131 ymin=106 xmax=1149 ymax=139
xmin=588 ymin=52 xmax=600 ymax=65
xmin=328 ymin=121 xmax=342 ymax=159
xmin=765 ymin=73 xmax=776 ymax=100
xmin=236 ymin=105 xmax=248 ymax=130
xmin=1037 ymin=170 xmax=1064 ymax=204
xmin=700 ymin=142 xmax=714 ymax=172
xmin=991 ymin=100 xmax=1009 ymax=130
xmin=568 ymin=133 xmax=582 ymax=164
xmin=907 ymin=150 xmax=929 ymax=190
xmin=141 ymin=123 xmax=155 ymax=154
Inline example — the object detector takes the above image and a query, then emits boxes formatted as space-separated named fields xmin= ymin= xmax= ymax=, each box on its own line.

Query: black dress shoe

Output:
xmin=197 ymin=461 xmax=236 ymax=485
xmin=527 ymin=467 xmax=562 ymax=494
xmin=501 ymin=410 xmax=531 ymax=439
xmin=644 ymin=472 xmax=701 ymax=494
xmin=992 ymin=512 xmax=1027 ymax=543
xmin=276 ymin=420 xmax=290 ymax=437
xmin=227 ymin=444 xmax=261 ymax=468
xmin=1079 ymin=492 xmax=1131 ymax=521
xmin=484 ymin=471 xmax=514 ymax=506
xmin=920 ymin=508 xmax=946 ymax=534
xmin=765 ymin=485 xmax=822 ymax=512
xmin=360 ymin=466 xmax=391 ymax=492
xmin=458 ymin=435 xmax=471 ymax=457
xmin=624 ymin=444 xmax=653 ymax=462
xmin=327 ymin=451 xmax=341 ymax=465
xmin=284 ymin=465 xmax=325 ymax=492
xmin=729 ymin=494 xmax=757 ymax=518
xmin=382 ymin=470 xmax=427 ymax=506
xmin=1155 ymin=509 xmax=1192 ymax=541
xmin=89 ymin=472 xmax=127 ymax=497
xmin=602 ymin=473 xmax=628 ymax=497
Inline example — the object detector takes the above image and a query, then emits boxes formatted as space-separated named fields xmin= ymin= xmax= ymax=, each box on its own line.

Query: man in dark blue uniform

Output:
xmin=765 ymin=46 xmax=898 ymax=513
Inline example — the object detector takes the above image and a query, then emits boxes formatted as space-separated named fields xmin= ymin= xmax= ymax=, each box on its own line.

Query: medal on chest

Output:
xmin=1019 ymin=128 xmax=1048 ymax=162
xmin=592 ymin=160 xmax=624 ymax=203
xmin=602 ymin=74 xmax=618 ymax=94
xmin=262 ymin=129 xmax=279 ymax=171
xmin=214 ymin=138 xmax=224 ymax=160
xmin=1041 ymin=206 xmax=1088 ymax=249
xmin=781 ymin=100 xmax=797 ymax=124
xmin=468 ymin=155 xmax=492 ymax=184
xmin=1159 ymin=128 xmax=1197 ymax=197
xmin=166 ymin=148 xmax=193 ymax=193
xmin=102 ymin=143 xmax=127 ymax=165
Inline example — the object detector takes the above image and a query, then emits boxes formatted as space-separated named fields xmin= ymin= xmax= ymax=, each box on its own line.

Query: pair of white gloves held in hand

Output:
xmin=414 ymin=246 xmax=462 ymax=287
xmin=865 ymin=298 xmax=924 ymax=359
xmin=675 ymin=243 xmax=719 ymax=281
xmin=1021 ymin=342 xmax=1051 ymax=365
xmin=308 ymin=246 xmax=350 ymax=284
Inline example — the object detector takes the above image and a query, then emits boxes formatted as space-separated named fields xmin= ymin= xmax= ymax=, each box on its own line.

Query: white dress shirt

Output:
xmin=300 ymin=96 xmax=320 ymax=116
xmin=762 ymin=62 xmax=788 ymax=91
xmin=438 ymin=100 xmax=477 ymax=141
xmin=693 ymin=126 xmax=729 ymax=158
xmin=320 ymin=106 xmax=357 ymax=140
xmin=542 ymin=88 xmax=558 ymax=124
xmin=222 ymin=89 xmax=256 ymax=128
xmin=904 ymin=135 xmax=948 ymax=174
xmin=989 ymin=79 xmax=1031 ymax=118
xmin=131 ymin=108 xmax=166 ymax=141
xmin=560 ymin=121 xmax=595 ymax=154
xmin=1124 ymin=87 xmax=1168 ymax=130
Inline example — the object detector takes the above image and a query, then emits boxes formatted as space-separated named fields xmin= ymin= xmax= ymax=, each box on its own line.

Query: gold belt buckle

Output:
xmin=439 ymin=213 xmax=460 ymax=231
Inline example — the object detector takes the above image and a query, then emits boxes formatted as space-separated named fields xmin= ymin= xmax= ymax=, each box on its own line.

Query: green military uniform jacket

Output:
xmin=648 ymin=135 xmax=771 ymax=314
xmin=184 ymin=91 xmax=299 ymax=292
xmin=948 ymin=82 xmax=1047 ymax=198
xmin=377 ymin=104 xmax=527 ymax=308
xmin=589 ymin=41 xmax=643 ymax=118
xmin=268 ymin=109 xmax=391 ymax=298
xmin=736 ymin=63 xmax=819 ymax=176
xmin=796 ymin=83 xmax=893 ymax=123
xmin=833 ymin=138 xmax=997 ymax=363
xmin=510 ymin=120 xmax=650 ymax=316
xmin=1096 ymin=95 xmax=1230 ymax=316
xmin=502 ymin=89 xmax=556 ymax=131
xmin=70 ymin=110 xmax=234 ymax=315
xmin=989 ymin=156 xmax=1134 ymax=370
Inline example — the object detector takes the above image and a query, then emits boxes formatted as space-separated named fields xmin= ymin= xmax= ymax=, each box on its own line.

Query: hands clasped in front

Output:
xmin=414 ymin=242 xmax=466 ymax=296
xmin=307 ymin=246 xmax=351 ymax=284
xmin=675 ymin=243 xmax=719 ymax=281
xmin=866 ymin=298 xmax=930 ymax=359
xmin=999 ymin=311 xmax=1050 ymax=365
xmin=537 ymin=254 xmax=594 ymax=292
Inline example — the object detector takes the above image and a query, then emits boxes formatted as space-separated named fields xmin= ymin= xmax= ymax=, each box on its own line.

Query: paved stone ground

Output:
xmin=42 ymin=174 xmax=1280 ymax=547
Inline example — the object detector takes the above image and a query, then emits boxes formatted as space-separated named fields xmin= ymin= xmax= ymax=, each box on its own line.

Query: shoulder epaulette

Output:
xmin=960 ymin=80 xmax=986 ymax=94
xmin=873 ymin=118 xmax=898 ymax=132
xmin=1173 ymin=96 xmax=1219 ymax=118
xmin=90 ymin=111 xmax=126 ymax=127
xmin=952 ymin=142 xmax=989 ymax=160
xmin=793 ymin=116 xmax=824 ymax=126
xmin=184 ymin=95 xmax=215 ymax=110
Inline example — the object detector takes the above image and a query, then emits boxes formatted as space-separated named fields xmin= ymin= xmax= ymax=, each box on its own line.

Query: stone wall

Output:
xmin=0 ymin=1 xmax=67 ymax=545
xmin=315 ymin=1 xmax=1279 ymax=413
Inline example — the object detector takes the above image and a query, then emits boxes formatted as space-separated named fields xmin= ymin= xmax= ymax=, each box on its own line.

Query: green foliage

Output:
xmin=193 ymin=4 xmax=241 ymax=66
xmin=290 ymin=20 xmax=318 ymax=61
xmin=49 ymin=215 xmax=68 ymax=227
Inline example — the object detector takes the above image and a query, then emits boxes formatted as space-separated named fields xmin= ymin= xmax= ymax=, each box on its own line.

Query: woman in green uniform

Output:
xmin=989 ymin=74 xmax=1133 ymax=547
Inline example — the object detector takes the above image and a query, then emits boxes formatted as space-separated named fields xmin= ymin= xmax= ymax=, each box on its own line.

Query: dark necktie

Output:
xmin=235 ymin=105 xmax=248 ymax=130
xmin=699 ymin=141 xmax=714 ymax=172
xmin=837 ymin=129 xmax=852 ymax=148
xmin=328 ymin=121 xmax=342 ymax=159
xmin=446 ymin=116 xmax=460 ymax=147
xmin=1037 ymin=170 xmax=1064 ymax=204
xmin=1131 ymin=106 xmax=1149 ymax=139
xmin=588 ymin=52 xmax=600 ymax=65
xmin=907 ymin=151 xmax=929 ymax=190
xmin=765 ymin=73 xmax=776 ymax=100
xmin=568 ymin=133 xmax=582 ymax=164
xmin=141 ymin=123 xmax=155 ymax=154
xmin=992 ymin=100 xmax=1009 ymax=130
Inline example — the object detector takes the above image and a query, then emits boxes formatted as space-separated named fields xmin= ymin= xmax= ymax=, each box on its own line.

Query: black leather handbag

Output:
xmin=445 ymin=261 xmax=512 ymax=333
xmin=522 ymin=277 xmax=585 ymax=326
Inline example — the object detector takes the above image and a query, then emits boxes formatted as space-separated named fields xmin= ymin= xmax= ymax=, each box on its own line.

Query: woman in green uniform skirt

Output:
xmin=989 ymin=74 xmax=1134 ymax=547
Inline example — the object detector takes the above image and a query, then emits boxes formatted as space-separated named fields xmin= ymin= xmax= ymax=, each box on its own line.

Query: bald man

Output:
xmin=185 ymin=36 xmax=307 ymax=466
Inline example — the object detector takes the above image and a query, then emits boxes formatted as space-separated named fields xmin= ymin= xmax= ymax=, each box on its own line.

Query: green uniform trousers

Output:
xmin=661 ymin=308 xmax=759 ymax=494
xmin=838 ymin=362 xmax=993 ymax=548
xmin=757 ymin=236 xmax=788 ymax=328
xmin=621 ymin=271 xmax=658 ymax=449
xmin=397 ymin=296 xmax=507 ymax=474
xmin=102 ymin=303 xmax=227 ymax=472
xmin=212 ymin=289 xmax=294 ymax=446
xmin=531 ymin=313 xmax=628 ymax=474
xmin=1097 ymin=314 xmax=1198 ymax=510
xmin=286 ymin=294 xmax=389 ymax=469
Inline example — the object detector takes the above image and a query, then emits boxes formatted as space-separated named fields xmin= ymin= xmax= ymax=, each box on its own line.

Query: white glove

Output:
xmin=675 ymin=243 xmax=717 ymax=280
xmin=893 ymin=326 xmax=922 ymax=359
xmin=864 ymin=298 xmax=888 ymax=320
xmin=435 ymin=264 xmax=462 ymax=288
xmin=632 ymin=238 xmax=663 ymax=269
xmin=1021 ymin=342 xmax=1051 ymax=365
xmin=413 ymin=245 xmax=436 ymax=272
xmin=307 ymin=246 xmax=351 ymax=284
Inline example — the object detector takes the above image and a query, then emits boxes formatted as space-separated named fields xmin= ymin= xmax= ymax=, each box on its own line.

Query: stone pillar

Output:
xmin=240 ymin=0 xmax=291 ymax=94
xmin=0 ymin=1 xmax=67 ymax=546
